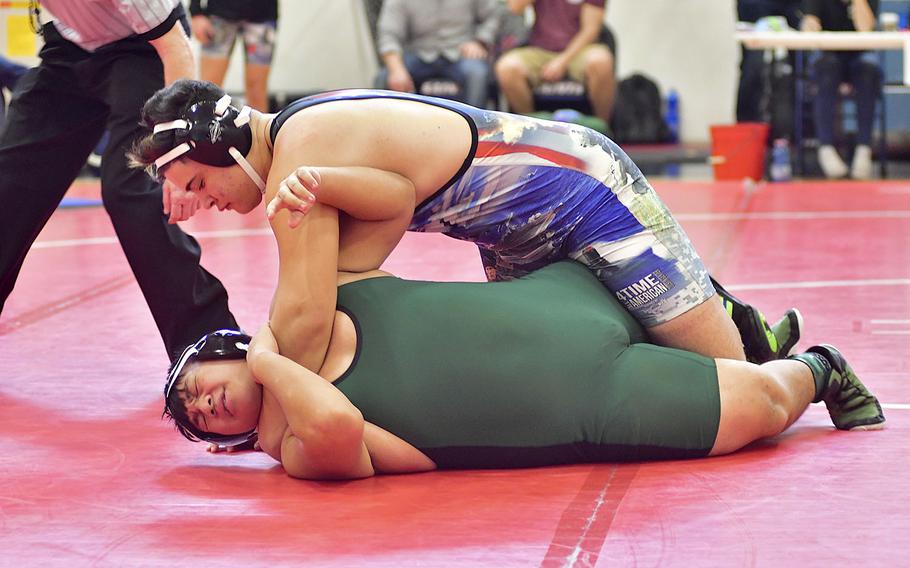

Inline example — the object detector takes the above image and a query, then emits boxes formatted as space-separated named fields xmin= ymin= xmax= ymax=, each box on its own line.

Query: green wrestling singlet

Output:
xmin=334 ymin=261 xmax=720 ymax=469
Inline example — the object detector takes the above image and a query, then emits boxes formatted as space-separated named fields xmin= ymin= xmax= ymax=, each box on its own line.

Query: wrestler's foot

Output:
xmin=807 ymin=344 xmax=886 ymax=431
xmin=771 ymin=308 xmax=803 ymax=359
xmin=712 ymin=277 xmax=780 ymax=364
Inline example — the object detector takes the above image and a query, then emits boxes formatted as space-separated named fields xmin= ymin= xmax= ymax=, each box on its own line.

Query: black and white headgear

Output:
xmin=164 ymin=329 xmax=257 ymax=447
xmin=152 ymin=94 xmax=266 ymax=193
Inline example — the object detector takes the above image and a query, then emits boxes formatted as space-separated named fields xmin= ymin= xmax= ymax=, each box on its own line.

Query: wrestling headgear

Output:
xmin=164 ymin=329 xmax=257 ymax=447
xmin=151 ymin=94 xmax=266 ymax=193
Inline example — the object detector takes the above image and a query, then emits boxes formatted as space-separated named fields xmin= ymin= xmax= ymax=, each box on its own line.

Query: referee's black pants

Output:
xmin=0 ymin=25 xmax=237 ymax=361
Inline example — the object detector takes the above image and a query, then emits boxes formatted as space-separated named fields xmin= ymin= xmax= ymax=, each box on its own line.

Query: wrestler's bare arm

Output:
xmin=268 ymin=165 xmax=416 ymax=271
xmin=248 ymin=325 xmax=374 ymax=480
xmin=249 ymin=325 xmax=435 ymax=479
xmin=267 ymin=115 xmax=417 ymax=278
xmin=268 ymin=165 xmax=416 ymax=227
xmin=266 ymin=148 xmax=340 ymax=370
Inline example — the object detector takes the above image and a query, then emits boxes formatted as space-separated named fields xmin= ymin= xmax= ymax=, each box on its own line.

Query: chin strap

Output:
xmin=228 ymin=146 xmax=266 ymax=194
xmin=226 ymin=105 xmax=265 ymax=193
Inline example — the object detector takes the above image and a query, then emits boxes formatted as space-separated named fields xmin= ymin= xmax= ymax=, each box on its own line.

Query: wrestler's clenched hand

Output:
xmin=266 ymin=166 xmax=321 ymax=228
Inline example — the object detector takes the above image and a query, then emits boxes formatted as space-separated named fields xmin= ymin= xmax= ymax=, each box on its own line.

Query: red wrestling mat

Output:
xmin=2 ymin=179 xmax=908 ymax=566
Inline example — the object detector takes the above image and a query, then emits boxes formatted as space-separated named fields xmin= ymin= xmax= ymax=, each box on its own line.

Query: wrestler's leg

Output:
xmin=604 ymin=342 xmax=883 ymax=461
xmin=573 ymin=232 xmax=746 ymax=360
xmin=649 ymin=297 xmax=746 ymax=360
xmin=711 ymin=345 xmax=885 ymax=455
xmin=710 ymin=358 xmax=814 ymax=455
xmin=571 ymin=170 xmax=790 ymax=361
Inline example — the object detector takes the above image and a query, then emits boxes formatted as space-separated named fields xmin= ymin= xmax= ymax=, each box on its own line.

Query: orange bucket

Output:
xmin=709 ymin=123 xmax=769 ymax=181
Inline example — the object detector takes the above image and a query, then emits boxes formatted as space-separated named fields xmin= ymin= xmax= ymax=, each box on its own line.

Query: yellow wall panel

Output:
xmin=6 ymin=14 xmax=35 ymax=57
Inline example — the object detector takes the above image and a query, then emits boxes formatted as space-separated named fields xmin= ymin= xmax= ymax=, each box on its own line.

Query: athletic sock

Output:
xmin=788 ymin=352 xmax=832 ymax=402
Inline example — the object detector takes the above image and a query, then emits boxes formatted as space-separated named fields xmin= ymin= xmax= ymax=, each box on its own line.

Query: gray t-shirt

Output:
xmin=377 ymin=0 xmax=500 ymax=63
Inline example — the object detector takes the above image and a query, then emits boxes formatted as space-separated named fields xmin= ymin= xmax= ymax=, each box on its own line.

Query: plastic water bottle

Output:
xmin=770 ymin=138 xmax=792 ymax=182
xmin=665 ymin=90 xmax=679 ymax=143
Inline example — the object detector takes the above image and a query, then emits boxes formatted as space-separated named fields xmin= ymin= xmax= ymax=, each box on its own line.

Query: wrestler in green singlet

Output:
xmin=333 ymin=261 xmax=720 ymax=469
xmin=164 ymin=260 xmax=885 ymax=479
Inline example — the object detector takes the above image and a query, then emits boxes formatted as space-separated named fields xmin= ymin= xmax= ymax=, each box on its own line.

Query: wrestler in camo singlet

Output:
xmin=271 ymin=90 xmax=714 ymax=327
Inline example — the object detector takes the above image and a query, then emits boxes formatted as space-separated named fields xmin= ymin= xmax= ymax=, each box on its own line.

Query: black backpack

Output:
xmin=611 ymin=73 xmax=671 ymax=144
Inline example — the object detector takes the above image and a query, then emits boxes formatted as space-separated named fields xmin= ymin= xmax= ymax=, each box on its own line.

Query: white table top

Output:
xmin=736 ymin=30 xmax=908 ymax=51
xmin=735 ymin=30 xmax=910 ymax=85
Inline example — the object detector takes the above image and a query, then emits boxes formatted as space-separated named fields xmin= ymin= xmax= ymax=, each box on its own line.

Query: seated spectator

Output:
xmin=735 ymin=1 xmax=801 ymax=129
xmin=801 ymin=0 xmax=882 ymax=179
xmin=376 ymin=0 xmax=500 ymax=109
xmin=189 ymin=0 xmax=278 ymax=111
xmin=0 ymin=54 xmax=28 ymax=131
xmin=495 ymin=0 xmax=616 ymax=124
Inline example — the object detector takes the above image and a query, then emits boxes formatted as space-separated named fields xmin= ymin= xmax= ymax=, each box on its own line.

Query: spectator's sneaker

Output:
xmin=818 ymin=145 xmax=849 ymax=179
xmin=771 ymin=308 xmax=803 ymax=359
xmin=712 ymin=277 xmax=780 ymax=364
xmin=807 ymin=344 xmax=886 ymax=431
xmin=850 ymin=144 xmax=873 ymax=180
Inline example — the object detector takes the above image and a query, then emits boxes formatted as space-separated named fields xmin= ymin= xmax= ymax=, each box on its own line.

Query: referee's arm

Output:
xmin=138 ymin=4 xmax=197 ymax=85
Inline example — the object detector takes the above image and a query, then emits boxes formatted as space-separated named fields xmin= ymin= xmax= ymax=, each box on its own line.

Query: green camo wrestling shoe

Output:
xmin=807 ymin=345 xmax=886 ymax=431
xmin=712 ymin=277 xmax=784 ymax=364
xmin=770 ymin=308 xmax=803 ymax=359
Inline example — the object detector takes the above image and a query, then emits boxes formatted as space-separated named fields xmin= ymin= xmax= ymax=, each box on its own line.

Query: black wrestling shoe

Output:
xmin=806 ymin=345 xmax=886 ymax=431
xmin=712 ymin=277 xmax=786 ymax=364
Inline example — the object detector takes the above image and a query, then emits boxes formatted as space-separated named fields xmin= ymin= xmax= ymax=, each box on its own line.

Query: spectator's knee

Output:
xmin=584 ymin=47 xmax=615 ymax=80
xmin=584 ymin=56 xmax=614 ymax=81
xmin=495 ymin=55 xmax=526 ymax=85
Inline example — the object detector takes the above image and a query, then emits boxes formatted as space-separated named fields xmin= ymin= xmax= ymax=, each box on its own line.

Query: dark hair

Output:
xmin=127 ymin=79 xmax=226 ymax=171
xmin=162 ymin=359 xmax=209 ymax=443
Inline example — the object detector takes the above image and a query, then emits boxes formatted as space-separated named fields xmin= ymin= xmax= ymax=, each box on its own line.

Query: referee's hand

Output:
xmin=162 ymin=178 xmax=205 ymax=223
